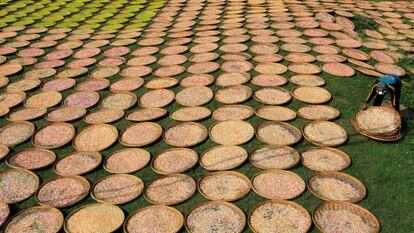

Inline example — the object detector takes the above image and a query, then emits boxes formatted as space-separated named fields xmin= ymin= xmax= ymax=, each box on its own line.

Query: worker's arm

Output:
xmin=366 ymin=84 xmax=377 ymax=103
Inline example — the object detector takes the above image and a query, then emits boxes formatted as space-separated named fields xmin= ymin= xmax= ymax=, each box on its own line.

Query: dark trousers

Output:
xmin=373 ymin=82 xmax=401 ymax=111
xmin=373 ymin=94 xmax=385 ymax=106
xmin=394 ymin=82 xmax=401 ymax=112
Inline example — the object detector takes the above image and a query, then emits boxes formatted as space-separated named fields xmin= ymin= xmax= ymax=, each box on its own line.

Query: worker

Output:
xmin=365 ymin=74 xmax=402 ymax=111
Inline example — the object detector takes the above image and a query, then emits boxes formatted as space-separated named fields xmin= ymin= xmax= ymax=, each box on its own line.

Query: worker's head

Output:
xmin=376 ymin=82 xmax=387 ymax=95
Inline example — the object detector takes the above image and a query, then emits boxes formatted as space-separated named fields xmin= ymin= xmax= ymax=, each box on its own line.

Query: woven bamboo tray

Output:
xmin=180 ymin=74 xmax=215 ymax=87
xmin=75 ymin=78 xmax=109 ymax=92
xmin=214 ymin=85 xmax=253 ymax=104
xmin=292 ymin=86 xmax=332 ymax=104
xmin=354 ymin=106 xmax=400 ymax=130
xmin=32 ymin=122 xmax=76 ymax=149
xmin=126 ymin=108 xmax=167 ymax=122
xmin=54 ymin=151 xmax=102 ymax=176
xmin=248 ymin=199 xmax=312 ymax=233
xmin=24 ymin=68 xmax=56 ymax=80
xmin=209 ymin=120 xmax=255 ymax=146
xmin=285 ymin=53 xmax=316 ymax=63
xmin=354 ymin=109 xmax=401 ymax=136
xmin=215 ymin=72 xmax=250 ymax=86
xmin=138 ymin=89 xmax=175 ymax=108
xmin=301 ymin=147 xmax=351 ymax=172
xmin=0 ymin=64 xmax=23 ymax=76
xmin=198 ymin=171 xmax=251 ymax=202
xmin=110 ymin=77 xmax=144 ymax=92
xmin=0 ymin=121 xmax=35 ymax=147
xmin=249 ymin=145 xmax=300 ymax=170
xmin=313 ymin=201 xmax=380 ymax=233
xmin=91 ymin=174 xmax=144 ymax=205
xmin=144 ymin=174 xmax=197 ymax=206
xmin=254 ymin=62 xmax=288 ymax=75
xmin=100 ymin=91 xmax=137 ymax=111
xmin=73 ymin=124 xmax=118 ymax=152
xmin=302 ymin=120 xmax=348 ymax=147
xmin=281 ymin=43 xmax=311 ymax=53
xmin=212 ymin=104 xmax=255 ymax=121
xmin=297 ymin=105 xmax=340 ymax=121
xmin=289 ymin=74 xmax=325 ymax=87
xmin=256 ymin=121 xmax=302 ymax=146
xmin=63 ymin=91 xmax=100 ymax=109
xmin=45 ymin=106 xmax=87 ymax=122
xmin=3 ymin=206 xmax=64 ymax=233
xmin=64 ymin=203 xmax=125 ymax=233
xmin=354 ymin=121 xmax=401 ymax=138
xmin=6 ymin=148 xmax=56 ymax=170
xmin=0 ymin=201 xmax=9 ymax=227
xmin=321 ymin=62 xmax=355 ymax=77
xmin=6 ymin=78 xmax=41 ymax=92
xmin=170 ymin=106 xmax=212 ymax=122
xmin=251 ymin=169 xmax=306 ymax=200
xmin=342 ymin=48 xmax=370 ymax=61
xmin=0 ymin=91 xmax=26 ymax=108
xmin=151 ymin=148 xmax=198 ymax=175
xmin=200 ymin=145 xmax=248 ymax=171
xmin=354 ymin=66 xmax=384 ymax=77
xmin=144 ymin=77 xmax=178 ymax=89
xmin=88 ymin=66 xmax=120 ymax=79
xmin=308 ymin=172 xmax=367 ymax=203
xmin=83 ymin=109 xmax=125 ymax=124
xmin=255 ymin=105 xmax=297 ymax=121
xmin=175 ymin=86 xmax=214 ymax=107
xmin=163 ymin=122 xmax=209 ymax=147
xmin=0 ymin=106 xmax=10 ymax=119
xmin=289 ymin=63 xmax=322 ymax=75
xmin=124 ymin=205 xmax=184 ymax=233
xmin=103 ymin=148 xmax=151 ymax=174
xmin=353 ymin=106 xmax=401 ymax=140
xmin=24 ymin=91 xmax=62 ymax=109
xmin=253 ymin=87 xmax=292 ymax=105
xmin=97 ymin=57 xmax=126 ymax=67
xmin=185 ymin=201 xmax=246 ymax=233
xmin=56 ymin=67 xmax=88 ymax=78
xmin=35 ymin=175 xmax=90 ymax=208
xmin=352 ymin=118 xmax=402 ymax=141
xmin=7 ymin=107 xmax=47 ymax=122
xmin=0 ymin=168 xmax=40 ymax=204
xmin=119 ymin=122 xmax=162 ymax=147
xmin=0 ymin=145 xmax=9 ymax=161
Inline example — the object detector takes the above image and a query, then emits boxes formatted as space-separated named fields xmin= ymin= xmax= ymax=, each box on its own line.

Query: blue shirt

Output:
xmin=377 ymin=74 xmax=401 ymax=85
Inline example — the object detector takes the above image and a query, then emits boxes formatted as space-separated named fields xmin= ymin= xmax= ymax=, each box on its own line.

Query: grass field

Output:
xmin=2 ymin=54 xmax=413 ymax=233
xmin=1 ymin=0 xmax=414 ymax=232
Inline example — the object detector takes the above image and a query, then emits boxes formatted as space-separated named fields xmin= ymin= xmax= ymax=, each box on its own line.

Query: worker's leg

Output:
xmin=394 ymin=82 xmax=401 ymax=111
xmin=373 ymin=95 xmax=384 ymax=106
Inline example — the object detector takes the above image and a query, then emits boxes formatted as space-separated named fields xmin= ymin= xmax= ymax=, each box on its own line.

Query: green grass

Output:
xmin=351 ymin=13 xmax=414 ymax=109
xmin=1 ymin=2 xmax=414 ymax=233
xmin=353 ymin=14 xmax=380 ymax=34
xmin=397 ymin=57 xmax=414 ymax=107
xmin=1 ymin=35 xmax=413 ymax=233
xmin=0 ymin=0 xmax=163 ymax=30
